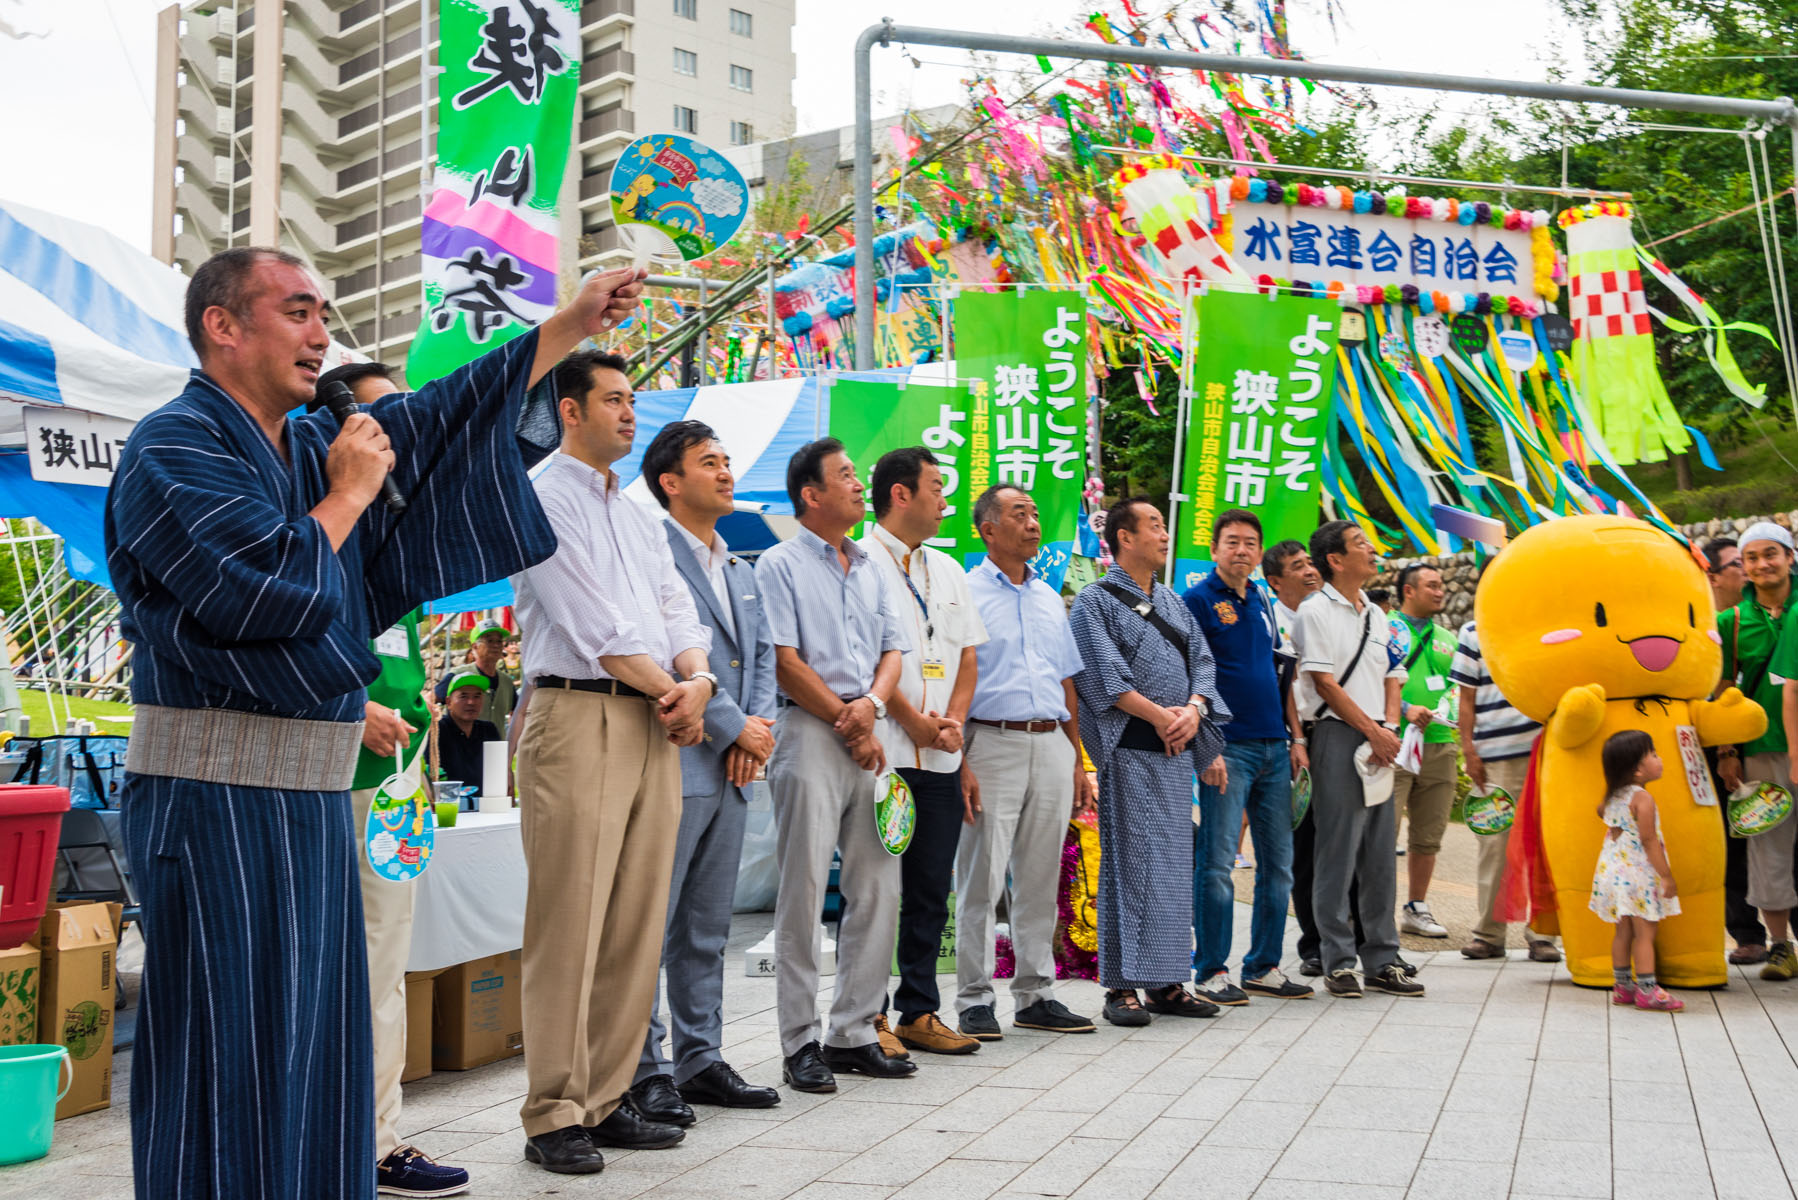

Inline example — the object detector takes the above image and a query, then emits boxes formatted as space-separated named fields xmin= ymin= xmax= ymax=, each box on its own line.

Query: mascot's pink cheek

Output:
xmin=1540 ymin=629 xmax=1584 ymax=645
xmin=1709 ymin=630 xmax=1723 ymax=644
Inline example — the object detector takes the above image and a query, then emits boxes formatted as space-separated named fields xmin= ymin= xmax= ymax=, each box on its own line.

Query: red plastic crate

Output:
xmin=0 ymin=785 xmax=71 ymax=950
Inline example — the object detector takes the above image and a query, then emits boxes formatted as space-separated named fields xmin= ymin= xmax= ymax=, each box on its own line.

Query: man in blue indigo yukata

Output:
xmin=104 ymin=246 xmax=644 ymax=1200
xmin=1069 ymin=497 xmax=1230 ymax=1027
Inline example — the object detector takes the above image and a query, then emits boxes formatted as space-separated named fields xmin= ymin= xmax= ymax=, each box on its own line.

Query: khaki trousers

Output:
xmin=351 ymin=785 xmax=417 ymax=1162
xmin=516 ymin=688 xmax=681 ymax=1137
xmin=1470 ymin=755 xmax=1548 ymax=946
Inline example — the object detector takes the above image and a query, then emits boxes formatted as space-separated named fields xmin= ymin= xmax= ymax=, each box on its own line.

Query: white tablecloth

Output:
xmin=406 ymin=811 xmax=527 ymax=973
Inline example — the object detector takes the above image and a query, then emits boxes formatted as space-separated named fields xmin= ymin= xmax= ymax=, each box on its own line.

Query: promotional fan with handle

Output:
xmin=608 ymin=133 xmax=750 ymax=267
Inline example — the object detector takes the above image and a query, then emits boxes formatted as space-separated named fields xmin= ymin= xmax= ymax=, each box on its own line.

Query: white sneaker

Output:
xmin=1401 ymin=901 xmax=1448 ymax=938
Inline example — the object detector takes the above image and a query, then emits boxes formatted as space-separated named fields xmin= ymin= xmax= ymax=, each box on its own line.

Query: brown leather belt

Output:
xmin=970 ymin=718 xmax=1060 ymax=734
xmin=535 ymin=674 xmax=647 ymax=700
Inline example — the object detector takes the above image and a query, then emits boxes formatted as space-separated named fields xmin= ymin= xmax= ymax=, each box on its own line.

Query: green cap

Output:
xmin=470 ymin=620 xmax=513 ymax=642
xmin=445 ymin=669 xmax=491 ymax=694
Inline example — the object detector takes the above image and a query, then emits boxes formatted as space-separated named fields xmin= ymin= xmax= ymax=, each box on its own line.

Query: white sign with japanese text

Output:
xmin=1229 ymin=206 xmax=1538 ymax=297
xmin=24 ymin=407 xmax=137 ymax=487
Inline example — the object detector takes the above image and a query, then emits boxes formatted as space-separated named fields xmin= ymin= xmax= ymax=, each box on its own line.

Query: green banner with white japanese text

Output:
xmin=406 ymin=0 xmax=581 ymax=387
xmin=951 ymin=290 xmax=1088 ymax=590
xmin=1174 ymin=290 xmax=1337 ymax=587
xmin=829 ymin=378 xmax=987 ymax=567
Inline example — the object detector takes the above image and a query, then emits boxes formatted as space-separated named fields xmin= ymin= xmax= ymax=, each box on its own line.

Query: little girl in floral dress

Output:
xmin=1589 ymin=729 xmax=1683 ymax=1012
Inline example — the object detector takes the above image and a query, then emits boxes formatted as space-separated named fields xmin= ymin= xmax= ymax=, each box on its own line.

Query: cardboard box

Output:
xmin=0 ymin=943 xmax=40 ymax=1047
xmin=401 ymin=969 xmax=445 ymax=1084
xmin=431 ymin=950 xmax=522 ymax=1071
xmin=37 ymin=902 xmax=120 ymax=1119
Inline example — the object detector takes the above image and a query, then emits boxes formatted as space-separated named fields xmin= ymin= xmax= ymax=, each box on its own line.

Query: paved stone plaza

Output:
xmin=10 ymin=896 xmax=1798 ymax=1200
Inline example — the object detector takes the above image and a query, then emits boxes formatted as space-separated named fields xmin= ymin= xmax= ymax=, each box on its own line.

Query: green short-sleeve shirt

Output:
xmin=1720 ymin=589 xmax=1798 ymax=758
xmin=1396 ymin=613 xmax=1460 ymax=744
xmin=351 ymin=609 xmax=430 ymax=791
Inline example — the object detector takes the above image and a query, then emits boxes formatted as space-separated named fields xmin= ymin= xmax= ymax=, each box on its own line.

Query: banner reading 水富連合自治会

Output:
xmin=406 ymin=0 xmax=581 ymax=388
xmin=1175 ymin=290 xmax=1338 ymax=589
xmin=952 ymin=290 xmax=1088 ymax=590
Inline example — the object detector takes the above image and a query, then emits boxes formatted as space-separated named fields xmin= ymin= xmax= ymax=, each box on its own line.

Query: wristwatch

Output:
xmin=687 ymin=671 xmax=719 ymax=698
xmin=864 ymin=693 xmax=888 ymax=721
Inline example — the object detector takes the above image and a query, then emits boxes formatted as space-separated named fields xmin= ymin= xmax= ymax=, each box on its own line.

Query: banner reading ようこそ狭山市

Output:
xmin=1175 ymin=290 xmax=1337 ymax=588
xmin=407 ymin=0 xmax=581 ymax=387
xmin=953 ymin=290 xmax=1088 ymax=591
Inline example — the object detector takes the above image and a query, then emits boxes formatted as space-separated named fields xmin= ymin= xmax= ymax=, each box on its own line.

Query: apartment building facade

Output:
xmin=151 ymin=0 xmax=796 ymax=367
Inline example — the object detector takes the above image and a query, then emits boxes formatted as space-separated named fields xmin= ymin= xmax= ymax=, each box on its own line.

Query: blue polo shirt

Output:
xmin=1182 ymin=571 xmax=1288 ymax=742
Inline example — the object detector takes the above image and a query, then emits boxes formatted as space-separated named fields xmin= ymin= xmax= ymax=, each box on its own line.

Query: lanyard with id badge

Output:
xmin=888 ymin=545 xmax=947 ymax=682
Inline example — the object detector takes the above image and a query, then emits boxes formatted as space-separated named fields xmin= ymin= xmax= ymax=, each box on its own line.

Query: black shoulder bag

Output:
xmin=1100 ymin=579 xmax=1196 ymax=752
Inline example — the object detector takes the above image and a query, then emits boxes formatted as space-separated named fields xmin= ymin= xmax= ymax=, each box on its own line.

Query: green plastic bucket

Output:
xmin=0 ymin=1044 xmax=72 ymax=1165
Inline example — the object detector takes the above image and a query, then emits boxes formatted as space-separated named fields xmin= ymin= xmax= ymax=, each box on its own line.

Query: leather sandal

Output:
xmin=1142 ymin=984 xmax=1221 ymax=1019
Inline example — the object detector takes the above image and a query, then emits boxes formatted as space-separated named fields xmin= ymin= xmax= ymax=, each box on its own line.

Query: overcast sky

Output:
xmin=0 ymin=0 xmax=1569 ymax=254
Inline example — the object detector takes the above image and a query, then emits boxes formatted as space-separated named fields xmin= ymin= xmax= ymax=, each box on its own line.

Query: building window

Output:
xmin=729 ymin=64 xmax=753 ymax=92
xmin=673 ymin=105 xmax=697 ymax=133
xmin=729 ymin=120 xmax=753 ymax=146
xmin=673 ymin=0 xmax=695 ymax=18
xmin=729 ymin=8 xmax=752 ymax=36
xmin=673 ymin=47 xmax=696 ymax=75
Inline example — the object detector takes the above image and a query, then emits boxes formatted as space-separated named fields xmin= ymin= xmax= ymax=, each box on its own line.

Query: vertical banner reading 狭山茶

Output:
xmin=1175 ymin=289 xmax=1337 ymax=587
xmin=952 ymin=290 xmax=1087 ymax=590
xmin=407 ymin=0 xmax=581 ymax=387
xmin=828 ymin=378 xmax=986 ymax=567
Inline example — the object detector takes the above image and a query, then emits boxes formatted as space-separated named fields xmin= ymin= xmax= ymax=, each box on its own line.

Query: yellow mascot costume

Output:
xmin=1476 ymin=515 xmax=1765 ymax=988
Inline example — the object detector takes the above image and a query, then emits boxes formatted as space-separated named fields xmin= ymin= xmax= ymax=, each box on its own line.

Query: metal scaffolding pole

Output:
xmin=852 ymin=19 xmax=1798 ymax=369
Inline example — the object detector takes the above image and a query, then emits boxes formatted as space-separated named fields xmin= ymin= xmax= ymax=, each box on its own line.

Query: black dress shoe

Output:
xmin=524 ymin=1125 xmax=605 ymax=1175
xmin=822 ymin=1041 xmax=918 ymax=1078
xmin=679 ymin=1061 xmax=781 ymax=1109
xmin=782 ymin=1041 xmax=837 ymax=1093
xmin=585 ymin=1098 xmax=686 ymax=1149
xmin=629 ymin=1073 xmax=696 ymax=1127
xmin=1299 ymin=957 xmax=1324 ymax=977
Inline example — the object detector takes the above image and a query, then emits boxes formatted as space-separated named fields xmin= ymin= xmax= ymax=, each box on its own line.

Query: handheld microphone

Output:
xmin=317 ymin=380 xmax=407 ymax=514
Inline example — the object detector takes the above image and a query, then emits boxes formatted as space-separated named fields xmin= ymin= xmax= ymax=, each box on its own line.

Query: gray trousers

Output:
xmin=1312 ymin=718 xmax=1400 ymax=975
xmin=768 ymin=707 xmax=902 ymax=1055
xmin=636 ymin=778 xmax=748 ymax=1086
xmin=956 ymin=725 xmax=1076 ymax=1013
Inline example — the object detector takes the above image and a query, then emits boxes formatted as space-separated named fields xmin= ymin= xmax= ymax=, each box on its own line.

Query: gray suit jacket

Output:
xmin=665 ymin=521 xmax=776 ymax=801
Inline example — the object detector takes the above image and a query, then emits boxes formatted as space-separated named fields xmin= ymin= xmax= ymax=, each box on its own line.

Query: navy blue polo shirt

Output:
xmin=1182 ymin=571 xmax=1288 ymax=742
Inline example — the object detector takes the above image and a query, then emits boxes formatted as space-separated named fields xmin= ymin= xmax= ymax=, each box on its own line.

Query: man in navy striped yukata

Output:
xmin=104 ymin=247 xmax=644 ymax=1200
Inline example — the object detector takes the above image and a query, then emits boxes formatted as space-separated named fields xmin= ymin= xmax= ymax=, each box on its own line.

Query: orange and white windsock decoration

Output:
xmin=1113 ymin=157 xmax=1253 ymax=289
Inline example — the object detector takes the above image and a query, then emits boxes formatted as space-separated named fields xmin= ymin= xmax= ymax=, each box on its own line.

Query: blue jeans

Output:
xmin=1192 ymin=738 xmax=1295 ymax=980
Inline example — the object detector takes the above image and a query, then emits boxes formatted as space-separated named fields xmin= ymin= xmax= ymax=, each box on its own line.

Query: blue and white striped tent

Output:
xmin=0 ymin=195 xmax=938 ymax=607
xmin=0 ymin=197 xmax=370 ymax=586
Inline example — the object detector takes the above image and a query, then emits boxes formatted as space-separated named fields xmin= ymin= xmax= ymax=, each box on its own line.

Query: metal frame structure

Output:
xmin=851 ymin=19 xmax=1798 ymax=370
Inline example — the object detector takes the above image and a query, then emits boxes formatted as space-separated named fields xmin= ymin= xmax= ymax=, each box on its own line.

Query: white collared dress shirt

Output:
xmin=860 ymin=523 xmax=988 ymax=772
xmin=512 ymin=452 xmax=710 ymax=681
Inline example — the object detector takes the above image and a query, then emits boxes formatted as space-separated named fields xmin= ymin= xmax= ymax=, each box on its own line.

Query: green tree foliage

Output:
xmin=1394 ymin=0 xmax=1797 ymax=449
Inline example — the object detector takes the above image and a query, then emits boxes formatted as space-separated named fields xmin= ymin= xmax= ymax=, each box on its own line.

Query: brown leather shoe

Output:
xmin=1730 ymin=944 xmax=1770 ymax=965
xmin=1460 ymin=938 xmax=1505 ymax=960
xmin=895 ymin=1012 xmax=981 ymax=1055
xmin=872 ymin=1014 xmax=910 ymax=1059
xmin=1527 ymin=939 xmax=1562 ymax=963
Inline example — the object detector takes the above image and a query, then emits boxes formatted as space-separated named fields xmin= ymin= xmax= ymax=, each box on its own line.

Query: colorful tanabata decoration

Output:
xmin=1558 ymin=204 xmax=1691 ymax=465
xmin=610 ymin=134 xmax=750 ymax=262
xmin=1111 ymin=156 xmax=1252 ymax=288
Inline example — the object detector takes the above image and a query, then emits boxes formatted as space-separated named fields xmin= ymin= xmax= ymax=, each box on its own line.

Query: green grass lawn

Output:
xmin=17 ymin=688 xmax=134 ymax=735
xmin=1625 ymin=421 xmax=1798 ymax=526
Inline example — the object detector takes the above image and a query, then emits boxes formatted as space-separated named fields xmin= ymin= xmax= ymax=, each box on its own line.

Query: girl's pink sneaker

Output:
xmin=1612 ymin=984 xmax=1637 ymax=1006
xmin=1635 ymin=985 xmax=1684 ymax=1012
